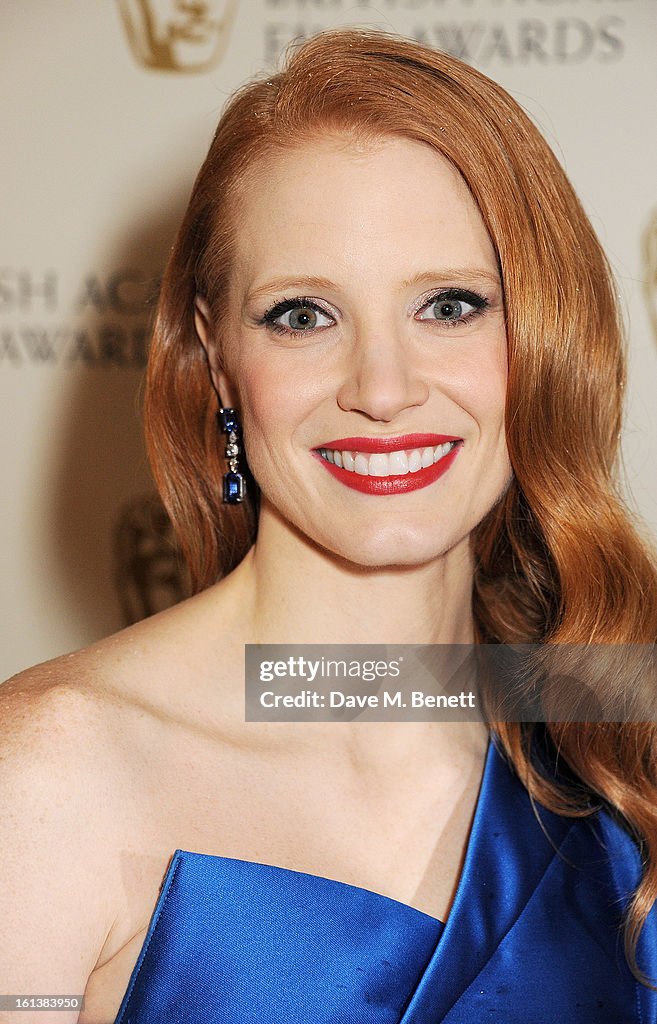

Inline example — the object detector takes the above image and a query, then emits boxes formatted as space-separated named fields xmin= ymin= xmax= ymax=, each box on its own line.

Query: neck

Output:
xmin=224 ymin=502 xmax=476 ymax=646
xmin=212 ymin=503 xmax=486 ymax=768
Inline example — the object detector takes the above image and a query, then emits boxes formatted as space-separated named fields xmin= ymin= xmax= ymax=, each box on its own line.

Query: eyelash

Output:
xmin=259 ymin=288 xmax=489 ymax=338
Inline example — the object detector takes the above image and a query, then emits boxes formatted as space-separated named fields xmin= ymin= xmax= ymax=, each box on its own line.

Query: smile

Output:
xmin=319 ymin=441 xmax=458 ymax=476
xmin=312 ymin=434 xmax=462 ymax=495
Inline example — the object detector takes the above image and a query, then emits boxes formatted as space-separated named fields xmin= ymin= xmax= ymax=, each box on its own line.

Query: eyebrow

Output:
xmin=246 ymin=267 xmax=501 ymax=302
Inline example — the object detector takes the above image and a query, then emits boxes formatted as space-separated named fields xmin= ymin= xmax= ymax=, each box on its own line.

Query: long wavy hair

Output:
xmin=144 ymin=27 xmax=657 ymax=982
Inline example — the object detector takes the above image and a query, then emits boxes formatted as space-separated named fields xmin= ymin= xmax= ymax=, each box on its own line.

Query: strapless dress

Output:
xmin=113 ymin=734 xmax=657 ymax=1022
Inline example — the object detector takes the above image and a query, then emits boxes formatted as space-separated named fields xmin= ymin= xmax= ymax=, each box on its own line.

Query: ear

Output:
xmin=194 ymin=296 xmax=239 ymax=410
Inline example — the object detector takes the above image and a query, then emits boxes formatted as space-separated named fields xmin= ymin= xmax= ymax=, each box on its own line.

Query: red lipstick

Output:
xmin=315 ymin=433 xmax=460 ymax=453
xmin=312 ymin=436 xmax=463 ymax=495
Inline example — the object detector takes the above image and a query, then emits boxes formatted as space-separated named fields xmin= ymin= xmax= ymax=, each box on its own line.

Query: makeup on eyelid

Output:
xmin=256 ymin=287 xmax=490 ymax=339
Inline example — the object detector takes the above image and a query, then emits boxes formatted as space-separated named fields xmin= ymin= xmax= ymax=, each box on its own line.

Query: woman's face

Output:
xmin=200 ymin=135 xmax=512 ymax=568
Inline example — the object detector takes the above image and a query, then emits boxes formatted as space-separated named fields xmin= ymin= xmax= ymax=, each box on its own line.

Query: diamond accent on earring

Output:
xmin=218 ymin=408 xmax=245 ymax=504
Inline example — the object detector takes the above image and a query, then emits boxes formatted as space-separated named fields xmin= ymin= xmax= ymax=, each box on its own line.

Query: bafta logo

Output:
xmin=114 ymin=494 xmax=191 ymax=625
xmin=118 ymin=0 xmax=238 ymax=73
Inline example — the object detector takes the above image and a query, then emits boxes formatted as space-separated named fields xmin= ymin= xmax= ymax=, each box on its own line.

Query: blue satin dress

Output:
xmin=113 ymin=734 xmax=657 ymax=1022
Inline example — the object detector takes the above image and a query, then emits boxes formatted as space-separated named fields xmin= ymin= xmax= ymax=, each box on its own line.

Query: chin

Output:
xmin=315 ymin=522 xmax=462 ymax=571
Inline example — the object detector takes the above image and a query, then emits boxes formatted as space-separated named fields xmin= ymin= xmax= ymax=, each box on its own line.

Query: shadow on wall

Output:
xmin=45 ymin=180 xmax=194 ymax=646
xmin=642 ymin=207 xmax=657 ymax=347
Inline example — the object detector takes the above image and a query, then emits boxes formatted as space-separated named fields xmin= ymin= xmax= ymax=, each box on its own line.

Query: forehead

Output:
xmin=230 ymin=136 xmax=497 ymax=291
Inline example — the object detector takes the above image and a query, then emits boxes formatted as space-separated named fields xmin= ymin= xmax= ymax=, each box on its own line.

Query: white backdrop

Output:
xmin=2 ymin=0 xmax=656 ymax=681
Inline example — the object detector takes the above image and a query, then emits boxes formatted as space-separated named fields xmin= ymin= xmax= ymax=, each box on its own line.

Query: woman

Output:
xmin=2 ymin=26 xmax=657 ymax=1024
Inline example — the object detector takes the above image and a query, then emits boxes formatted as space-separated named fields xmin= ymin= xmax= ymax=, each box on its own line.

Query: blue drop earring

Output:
xmin=218 ymin=407 xmax=245 ymax=504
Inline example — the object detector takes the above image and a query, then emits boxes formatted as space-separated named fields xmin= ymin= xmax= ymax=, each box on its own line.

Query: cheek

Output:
xmin=232 ymin=353 xmax=319 ymax=446
xmin=439 ymin=338 xmax=508 ymax=433
xmin=469 ymin=367 xmax=507 ymax=432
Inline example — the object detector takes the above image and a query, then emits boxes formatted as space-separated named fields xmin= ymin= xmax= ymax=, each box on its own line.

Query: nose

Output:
xmin=335 ymin=317 xmax=430 ymax=422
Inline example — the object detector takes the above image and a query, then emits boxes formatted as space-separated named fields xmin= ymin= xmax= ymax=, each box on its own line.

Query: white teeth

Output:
xmin=435 ymin=442 xmax=453 ymax=460
xmin=354 ymin=453 xmax=369 ymax=475
xmin=318 ymin=442 xmax=458 ymax=476
xmin=368 ymin=453 xmax=390 ymax=477
xmin=387 ymin=450 xmax=409 ymax=475
xmin=421 ymin=446 xmax=433 ymax=468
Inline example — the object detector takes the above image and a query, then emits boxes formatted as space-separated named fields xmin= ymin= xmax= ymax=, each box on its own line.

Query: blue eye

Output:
xmin=261 ymin=298 xmax=333 ymax=337
xmin=417 ymin=289 xmax=488 ymax=326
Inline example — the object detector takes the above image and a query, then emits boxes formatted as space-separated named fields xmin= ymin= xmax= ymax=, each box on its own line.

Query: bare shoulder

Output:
xmin=0 ymin=582 xmax=247 ymax=1022
xmin=0 ymin=643 xmax=146 ymax=878
xmin=0 ymin=651 xmax=125 ymax=783
xmin=0 ymin=643 xmax=146 ymax=777
xmin=0 ymin=577 xmax=244 ymax=774
xmin=0 ymin=657 xmax=137 ymax=1023
xmin=2 ymin=652 xmax=108 ymax=725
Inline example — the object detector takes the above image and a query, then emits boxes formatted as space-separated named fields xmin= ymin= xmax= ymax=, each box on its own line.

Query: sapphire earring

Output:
xmin=218 ymin=407 xmax=245 ymax=504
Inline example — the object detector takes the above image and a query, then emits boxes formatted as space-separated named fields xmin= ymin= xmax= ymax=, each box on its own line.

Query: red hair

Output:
xmin=144 ymin=26 xmax=657 ymax=982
